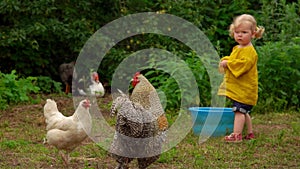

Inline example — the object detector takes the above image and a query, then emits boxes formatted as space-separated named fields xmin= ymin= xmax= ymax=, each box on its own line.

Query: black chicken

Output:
xmin=59 ymin=61 xmax=75 ymax=94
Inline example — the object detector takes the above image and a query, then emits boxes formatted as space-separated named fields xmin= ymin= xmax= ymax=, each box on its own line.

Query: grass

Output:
xmin=0 ymin=94 xmax=299 ymax=168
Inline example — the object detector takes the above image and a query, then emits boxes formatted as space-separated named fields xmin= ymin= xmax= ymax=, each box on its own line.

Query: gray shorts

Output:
xmin=232 ymin=101 xmax=253 ymax=114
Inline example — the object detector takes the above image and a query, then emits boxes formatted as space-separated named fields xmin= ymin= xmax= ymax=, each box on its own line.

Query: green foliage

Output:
xmin=121 ymin=0 xmax=299 ymax=112
xmin=0 ymin=70 xmax=40 ymax=110
xmin=0 ymin=0 xmax=299 ymax=112
xmin=99 ymin=48 xmax=129 ymax=84
xmin=184 ymin=52 xmax=211 ymax=107
xmin=137 ymin=50 xmax=209 ymax=111
xmin=154 ymin=0 xmax=260 ymax=56
xmin=0 ymin=0 xmax=119 ymax=80
xmin=256 ymin=37 xmax=300 ymax=111
xmin=258 ymin=0 xmax=300 ymax=43
xmin=35 ymin=76 xmax=62 ymax=94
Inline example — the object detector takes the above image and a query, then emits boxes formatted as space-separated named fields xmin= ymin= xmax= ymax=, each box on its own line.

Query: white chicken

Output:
xmin=77 ymin=71 xmax=105 ymax=97
xmin=43 ymin=99 xmax=92 ymax=166
xmin=89 ymin=72 xmax=105 ymax=97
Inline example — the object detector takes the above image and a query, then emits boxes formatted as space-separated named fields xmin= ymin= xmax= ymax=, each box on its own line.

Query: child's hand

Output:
xmin=218 ymin=60 xmax=228 ymax=74
xmin=219 ymin=60 xmax=227 ymax=74
xmin=220 ymin=60 xmax=228 ymax=68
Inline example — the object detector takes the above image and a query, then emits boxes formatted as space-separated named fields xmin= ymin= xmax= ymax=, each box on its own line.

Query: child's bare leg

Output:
xmin=245 ymin=113 xmax=253 ymax=134
xmin=233 ymin=111 xmax=245 ymax=134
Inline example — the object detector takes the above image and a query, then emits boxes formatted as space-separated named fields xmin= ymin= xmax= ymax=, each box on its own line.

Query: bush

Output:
xmin=256 ymin=37 xmax=300 ymax=112
xmin=1 ymin=0 xmax=299 ymax=112
xmin=0 ymin=70 xmax=40 ymax=110
xmin=0 ymin=0 xmax=119 ymax=80
xmin=35 ymin=76 xmax=62 ymax=94
xmin=258 ymin=0 xmax=300 ymax=43
xmin=139 ymin=51 xmax=210 ymax=111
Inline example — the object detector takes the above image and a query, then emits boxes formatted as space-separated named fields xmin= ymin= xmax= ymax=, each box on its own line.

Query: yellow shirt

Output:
xmin=218 ymin=45 xmax=258 ymax=105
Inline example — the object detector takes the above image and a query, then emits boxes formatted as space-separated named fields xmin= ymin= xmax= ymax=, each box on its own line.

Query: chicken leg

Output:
xmin=60 ymin=150 xmax=70 ymax=167
xmin=65 ymin=84 xmax=70 ymax=94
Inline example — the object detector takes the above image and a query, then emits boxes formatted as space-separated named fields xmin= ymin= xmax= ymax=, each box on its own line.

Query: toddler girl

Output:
xmin=218 ymin=14 xmax=265 ymax=142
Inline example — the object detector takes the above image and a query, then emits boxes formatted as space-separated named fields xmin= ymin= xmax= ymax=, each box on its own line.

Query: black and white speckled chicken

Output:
xmin=130 ymin=72 xmax=168 ymax=132
xmin=110 ymin=89 xmax=164 ymax=169
xmin=110 ymin=72 xmax=168 ymax=169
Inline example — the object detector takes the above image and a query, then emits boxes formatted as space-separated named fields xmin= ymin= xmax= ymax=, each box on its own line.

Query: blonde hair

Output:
xmin=229 ymin=14 xmax=265 ymax=39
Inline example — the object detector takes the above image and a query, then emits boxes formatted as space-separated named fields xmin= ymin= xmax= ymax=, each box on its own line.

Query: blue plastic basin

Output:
xmin=189 ymin=107 xmax=234 ymax=137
